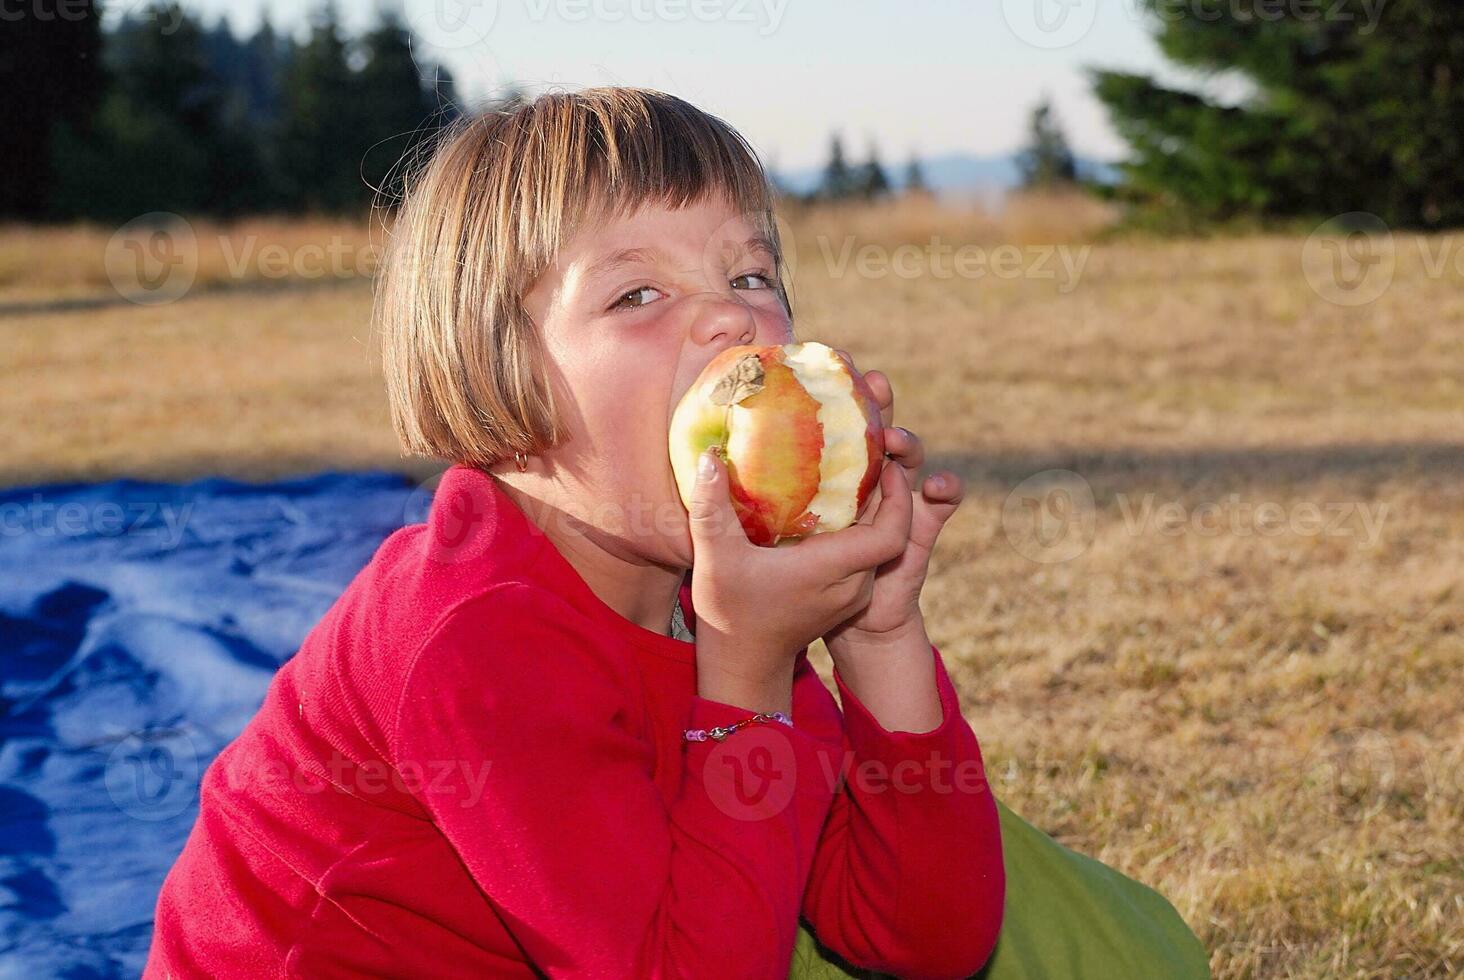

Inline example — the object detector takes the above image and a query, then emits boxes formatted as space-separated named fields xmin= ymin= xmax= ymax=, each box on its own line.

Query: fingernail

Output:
xmin=698 ymin=450 xmax=716 ymax=480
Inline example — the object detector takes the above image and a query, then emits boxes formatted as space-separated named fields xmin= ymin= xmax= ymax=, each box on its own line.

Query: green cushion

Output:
xmin=789 ymin=799 xmax=1211 ymax=979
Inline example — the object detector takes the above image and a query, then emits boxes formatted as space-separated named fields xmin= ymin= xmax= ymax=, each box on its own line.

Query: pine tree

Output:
xmin=1017 ymin=96 xmax=1077 ymax=189
xmin=26 ymin=0 xmax=481 ymax=219
xmin=358 ymin=11 xmax=440 ymax=204
xmin=903 ymin=153 xmax=930 ymax=196
xmin=426 ymin=63 xmax=462 ymax=120
xmin=242 ymin=16 xmax=290 ymax=128
xmin=278 ymin=2 xmax=364 ymax=212
xmin=197 ymin=15 xmax=276 ymax=216
xmin=854 ymin=142 xmax=892 ymax=200
xmin=1092 ymin=0 xmax=1464 ymax=227
xmin=50 ymin=2 xmax=242 ymax=219
xmin=0 ymin=0 xmax=104 ymax=218
xmin=233 ymin=16 xmax=295 ymax=210
xmin=818 ymin=132 xmax=855 ymax=201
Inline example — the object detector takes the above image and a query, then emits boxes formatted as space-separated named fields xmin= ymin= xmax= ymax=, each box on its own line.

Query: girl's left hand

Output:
xmin=823 ymin=366 xmax=965 ymax=652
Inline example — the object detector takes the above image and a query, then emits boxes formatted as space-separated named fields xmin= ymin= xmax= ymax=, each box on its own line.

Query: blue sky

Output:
xmin=138 ymin=0 xmax=1182 ymax=169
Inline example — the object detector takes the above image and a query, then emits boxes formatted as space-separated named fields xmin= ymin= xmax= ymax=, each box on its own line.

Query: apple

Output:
xmin=669 ymin=341 xmax=886 ymax=547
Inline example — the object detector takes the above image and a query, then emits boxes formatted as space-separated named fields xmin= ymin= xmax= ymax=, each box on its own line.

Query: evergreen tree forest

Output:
xmin=1 ymin=1 xmax=465 ymax=221
xmin=1093 ymin=0 xmax=1464 ymax=228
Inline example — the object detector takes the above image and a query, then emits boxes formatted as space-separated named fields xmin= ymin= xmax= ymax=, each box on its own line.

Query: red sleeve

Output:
xmin=800 ymin=643 xmax=1005 ymax=979
xmin=390 ymin=584 xmax=838 ymax=978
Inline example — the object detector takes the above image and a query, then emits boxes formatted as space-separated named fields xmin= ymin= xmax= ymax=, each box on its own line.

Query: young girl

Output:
xmin=146 ymin=88 xmax=1206 ymax=979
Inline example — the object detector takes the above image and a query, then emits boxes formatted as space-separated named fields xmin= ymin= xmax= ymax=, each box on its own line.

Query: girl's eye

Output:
xmin=731 ymin=270 xmax=775 ymax=290
xmin=610 ymin=286 xmax=663 ymax=311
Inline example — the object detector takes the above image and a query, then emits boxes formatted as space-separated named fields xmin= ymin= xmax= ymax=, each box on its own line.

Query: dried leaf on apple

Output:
xmin=708 ymin=354 xmax=765 ymax=407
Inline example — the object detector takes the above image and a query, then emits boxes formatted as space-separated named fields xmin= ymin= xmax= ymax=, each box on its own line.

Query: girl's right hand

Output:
xmin=686 ymin=448 xmax=913 ymax=715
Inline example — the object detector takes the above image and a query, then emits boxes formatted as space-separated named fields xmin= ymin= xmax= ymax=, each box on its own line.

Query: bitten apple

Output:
xmin=669 ymin=341 xmax=886 ymax=547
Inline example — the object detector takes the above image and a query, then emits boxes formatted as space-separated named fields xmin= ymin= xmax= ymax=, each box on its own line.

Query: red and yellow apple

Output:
xmin=669 ymin=341 xmax=886 ymax=547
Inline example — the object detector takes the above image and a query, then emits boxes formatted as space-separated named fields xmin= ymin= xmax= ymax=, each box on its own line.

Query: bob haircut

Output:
xmin=374 ymin=86 xmax=792 ymax=471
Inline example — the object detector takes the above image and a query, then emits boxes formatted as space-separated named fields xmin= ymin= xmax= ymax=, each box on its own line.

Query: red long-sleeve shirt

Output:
xmin=145 ymin=463 xmax=1004 ymax=979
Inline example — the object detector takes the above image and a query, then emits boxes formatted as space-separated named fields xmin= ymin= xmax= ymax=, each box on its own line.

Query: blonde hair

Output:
xmin=373 ymin=86 xmax=790 ymax=471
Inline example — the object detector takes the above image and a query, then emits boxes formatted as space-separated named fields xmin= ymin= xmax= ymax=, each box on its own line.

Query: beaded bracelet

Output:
xmin=683 ymin=710 xmax=793 ymax=743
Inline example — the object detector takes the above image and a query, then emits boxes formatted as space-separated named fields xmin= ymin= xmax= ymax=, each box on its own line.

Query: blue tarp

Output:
xmin=0 ymin=471 xmax=425 ymax=978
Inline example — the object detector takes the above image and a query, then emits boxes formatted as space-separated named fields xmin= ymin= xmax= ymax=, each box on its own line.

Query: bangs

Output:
xmin=500 ymin=88 xmax=785 ymax=288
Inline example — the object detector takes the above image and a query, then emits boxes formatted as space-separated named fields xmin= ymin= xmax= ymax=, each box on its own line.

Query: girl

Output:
xmin=146 ymin=88 xmax=1206 ymax=979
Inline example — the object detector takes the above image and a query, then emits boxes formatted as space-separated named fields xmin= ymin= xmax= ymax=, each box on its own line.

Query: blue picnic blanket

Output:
xmin=0 ymin=471 xmax=424 ymax=978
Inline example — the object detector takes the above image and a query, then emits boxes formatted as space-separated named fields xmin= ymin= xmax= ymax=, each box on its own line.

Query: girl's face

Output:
xmin=521 ymin=193 xmax=794 ymax=569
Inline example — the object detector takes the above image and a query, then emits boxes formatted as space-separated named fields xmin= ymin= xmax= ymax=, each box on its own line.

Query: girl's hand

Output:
xmin=687 ymin=447 xmax=912 ymax=714
xmin=823 ymin=367 xmax=965 ymax=653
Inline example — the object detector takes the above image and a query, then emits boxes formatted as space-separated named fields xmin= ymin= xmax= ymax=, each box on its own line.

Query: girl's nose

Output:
xmin=688 ymin=293 xmax=758 ymax=349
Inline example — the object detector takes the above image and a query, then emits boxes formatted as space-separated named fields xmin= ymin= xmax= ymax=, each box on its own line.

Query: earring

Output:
xmin=513 ymin=451 xmax=529 ymax=473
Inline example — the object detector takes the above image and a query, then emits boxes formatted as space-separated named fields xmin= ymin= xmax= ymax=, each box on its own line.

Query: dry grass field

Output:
xmin=0 ymin=216 xmax=381 ymax=308
xmin=2 ymin=194 xmax=1460 ymax=978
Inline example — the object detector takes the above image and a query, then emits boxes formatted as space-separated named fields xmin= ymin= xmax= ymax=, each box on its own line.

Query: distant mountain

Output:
xmin=771 ymin=151 xmax=1120 ymax=199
